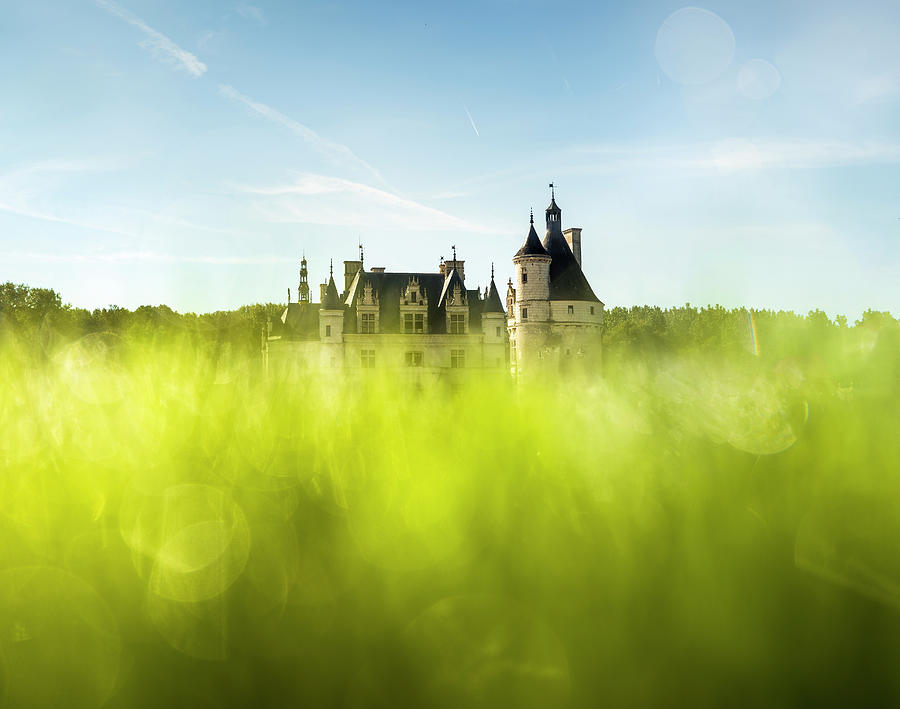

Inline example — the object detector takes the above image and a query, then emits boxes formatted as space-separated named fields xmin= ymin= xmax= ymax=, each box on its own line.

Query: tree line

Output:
xmin=2 ymin=282 xmax=897 ymax=388
xmin=0 ymin=282 xmax=283 ymax=356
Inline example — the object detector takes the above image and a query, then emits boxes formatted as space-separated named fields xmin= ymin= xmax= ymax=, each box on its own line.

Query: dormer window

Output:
xmin=411 ymin=292 xmax=416 ymax=303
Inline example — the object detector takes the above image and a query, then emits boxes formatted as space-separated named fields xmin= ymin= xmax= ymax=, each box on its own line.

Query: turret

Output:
xmin=482 ymin=263 xmax=507 ymax=345
xmin=511 ymin=210 xmax=552 ymax=377
xmin=319 ymin=260 xmax=344 ymax=349
xmin=512 ymin=209 xmax=551 ymax=323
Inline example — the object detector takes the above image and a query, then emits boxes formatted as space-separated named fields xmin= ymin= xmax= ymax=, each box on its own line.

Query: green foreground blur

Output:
xmin=1 ymin=312 xmax=899 ymax=708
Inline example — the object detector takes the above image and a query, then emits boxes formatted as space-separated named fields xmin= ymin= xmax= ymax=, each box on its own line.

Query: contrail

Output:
xmin=464 ymin=106 xmax=480 ymax=137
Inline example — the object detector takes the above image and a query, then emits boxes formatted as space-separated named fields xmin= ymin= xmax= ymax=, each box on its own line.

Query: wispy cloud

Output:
xmin=575 ymin=138 xmax=900 ymax=173
xmin=0 ymin=201 xmax=139 ymax=239
xmin=0 ymin=159 xmax=259 ymax=240
xmin=464 ymin=106 xmax=480 ymax=137
xmin=2 ymin=250 xmax=295 ymax=265
xmin=235 ymin=3 xmax=267 ymax=26
xmin=218 ymin=84 xmax=384 ymax=184
xmin=0 ymin=158 xmax=140 ymax=238
xmin=236 ymin=172 xmax=499 ymax=233
xmin=96 ymin=0 xmax=207 ymax=77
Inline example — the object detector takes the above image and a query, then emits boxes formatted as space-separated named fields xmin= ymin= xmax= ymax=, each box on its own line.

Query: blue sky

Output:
xmin=1 ymin=0 xmax=898 ymax=318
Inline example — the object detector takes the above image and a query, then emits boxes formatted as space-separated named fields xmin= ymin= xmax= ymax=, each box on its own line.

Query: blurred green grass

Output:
xmin=1 ymin=312 xmax=899 ymax=708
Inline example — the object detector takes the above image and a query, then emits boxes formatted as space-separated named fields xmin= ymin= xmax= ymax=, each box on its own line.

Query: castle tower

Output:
xmin=539 ymin=184 xmax=604 ymax=371
xmin=511 ymin=209 xmax=551 ymax=375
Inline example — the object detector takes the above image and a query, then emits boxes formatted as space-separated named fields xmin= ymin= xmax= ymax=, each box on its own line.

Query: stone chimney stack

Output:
xmin=343 ymin=260 xmax=362 ymax=294
xmin=563 ymin=227 xmax=582 ymax=268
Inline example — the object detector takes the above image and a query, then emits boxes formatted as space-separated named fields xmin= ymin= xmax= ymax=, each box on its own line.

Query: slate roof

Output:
xmin=342 ymin=269 xmax=488 ymax=334
xmin=543 ymin=212 xmax=601 ymax=303
xmin=272 ymin=302 xmax=321 ymax=340
xmin=483 ymin=278 xmax=505 ymax=313
xmin=515 ymin=220 xmax=549 ymax=258
xmin=438 ymin=269 xmax=466 ymax=306
xmin=322 ymin=274 xmax=341 ymax=309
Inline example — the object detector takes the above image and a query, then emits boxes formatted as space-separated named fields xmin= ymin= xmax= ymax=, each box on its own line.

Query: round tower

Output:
xmin=511 ymin=210 xmax=551 ymax=376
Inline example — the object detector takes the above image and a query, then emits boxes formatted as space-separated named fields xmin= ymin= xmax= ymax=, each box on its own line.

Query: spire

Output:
xmin=515 ymin=209 xmax=548 ymax=258
xmin=484 ymin=264 xmax=505 ymax=313
xmin=322 ymin=265 xmax=341 ymax=310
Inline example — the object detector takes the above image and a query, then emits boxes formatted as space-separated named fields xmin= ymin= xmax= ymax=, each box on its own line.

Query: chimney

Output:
xmin=370 ymin=267 xmax=386 ymax=273
xmin=319 ymin=283 xmax=328 ymax=302
xmin=563 ymin=228 xmax=582 ymax=268
xmin=344 ymin=260 xmax=362 ymax=294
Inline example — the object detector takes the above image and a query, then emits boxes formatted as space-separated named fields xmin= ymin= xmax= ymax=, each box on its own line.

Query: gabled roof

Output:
xmin=438 ymin=269 xmax=466 ymax=306
xmin=343 ymin=269 xmax=487 ymax=334
xmin=483 ymin=278 xmax=505 ymax=313
xmin=541 ymin=227 xmax=600 ymax=302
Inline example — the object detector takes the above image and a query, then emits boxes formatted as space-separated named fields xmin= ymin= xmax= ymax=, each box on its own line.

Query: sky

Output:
xmin=1 ymin=0 xmax=898 ymax=319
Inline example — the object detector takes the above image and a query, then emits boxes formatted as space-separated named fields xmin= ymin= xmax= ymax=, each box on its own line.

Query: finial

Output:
xmin=288 ymin=287 xmax=291 ymax=304
xmin=358 ymin=240 xmax=364 ymax=266
xmin=529 ymin=208 xmax=533 ymax=224
xmin=329 ymin=258 xmax=333 ymax=278
xmin=549 ymin=182 xmax=555 ymax=200
xmin=491 ymin=262 xmax=495 ymax=280
xmin=452 ymin=244 xmax=457 ymax=261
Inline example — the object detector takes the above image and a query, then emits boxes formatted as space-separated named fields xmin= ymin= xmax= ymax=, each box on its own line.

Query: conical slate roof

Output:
xmin=322 ymin=274 xmax=342 ymax=309
xmin=483 ymin=277 xmax=505 ymax=313
xmin=515 ymin=213 xmax=549 ymax=258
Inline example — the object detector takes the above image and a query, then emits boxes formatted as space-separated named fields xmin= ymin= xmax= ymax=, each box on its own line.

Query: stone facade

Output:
xmin=264 ymin=190 xmax=603 ymax=378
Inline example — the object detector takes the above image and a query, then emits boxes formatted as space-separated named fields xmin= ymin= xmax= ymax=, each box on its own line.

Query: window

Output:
xmin=404 ymin=313 xmax=425 ymax=333
xmin=325 ymin=325 xmax=331 ymax=336
xmin=360 ymin=312 xmax=376 ymax=334
xmin=405 ymin=351 xmax=423 ymax=367
xmin=451 ymin=349 xmax=465 ymax=368
xmin=360 ymin=349 xmax=375 ymax=368
xmin=590 ymin=306 xmax=595 ymax=315
xmin=411 ymin=292 xmax=416 ymax=303
xmin=449 ymin=313 xmax=465 ymax=334
xmin=567 ymin=305 xmax=574 ymax=315
xmin=495 ymin=326 xmax=502 ymax=337
xmin=522 ymin=268 xmax=528 ymax=284
xmin=522 ymin=307 xmax=528 ymax=320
